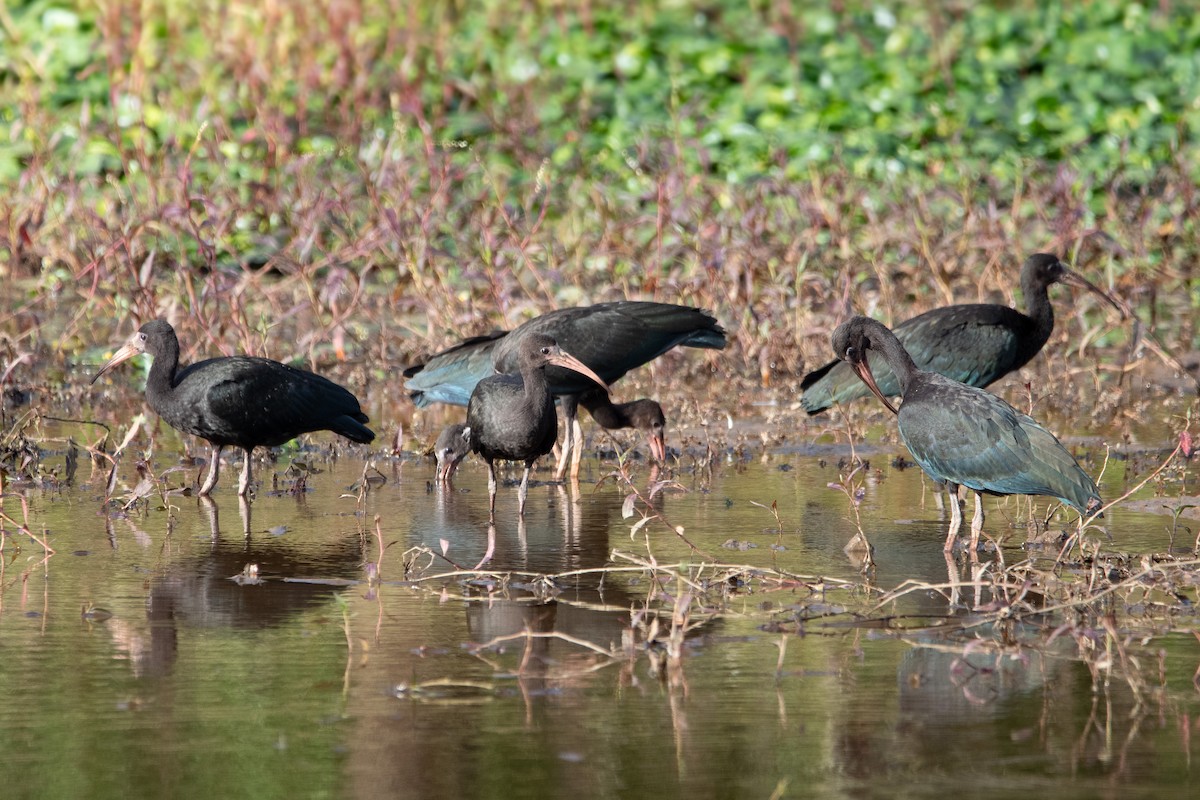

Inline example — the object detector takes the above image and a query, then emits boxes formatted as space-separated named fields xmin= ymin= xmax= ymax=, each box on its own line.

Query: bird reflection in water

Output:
xmin=102 ymin=496 xmax=366 ymax=680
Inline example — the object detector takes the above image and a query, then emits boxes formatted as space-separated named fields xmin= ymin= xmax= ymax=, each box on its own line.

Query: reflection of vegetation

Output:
xmin=395 ymin=538 xmax=1200 ymax=725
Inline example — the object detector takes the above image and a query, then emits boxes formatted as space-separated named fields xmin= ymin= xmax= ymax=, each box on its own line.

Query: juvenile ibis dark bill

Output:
xmin=433 ymin=423 xmax=470 ymax=483
xmin=405 ymin=301 xmax=723 ymax=476
xmin=92 ymin=319 xmax=375 ymax=497
xmin=492 ymin=303 xmax=723 ymax=479
xmin=573 ymin=389 xmax=667 ymax=464
xmin=465 ymin=333 xmax=607 ymax=521
xmin=831 ymin=316 xmax=1102 ymax=552
xmin=802 ymin=254 xmax=1122 ymax=413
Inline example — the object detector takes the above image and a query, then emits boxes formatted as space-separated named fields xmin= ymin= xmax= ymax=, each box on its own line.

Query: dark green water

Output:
xmin=0 ymin=410 xmax=1197 ymax=800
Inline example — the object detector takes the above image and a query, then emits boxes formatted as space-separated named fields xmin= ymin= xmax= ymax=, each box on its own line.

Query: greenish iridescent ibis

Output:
xmin=92 ymin=319 xmax=375 ymax=497
xmin=831 ymin=316 xmax=1102 ymax=552
xmin=803 ymin=254 xmax=1122 ymax=414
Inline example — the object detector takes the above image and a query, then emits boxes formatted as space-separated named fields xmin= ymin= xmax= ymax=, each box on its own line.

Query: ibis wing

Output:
xmin=801 ymin=305 xmax=1034 ymax=414
xmin=898 ymin=306 xmax=1030 ymax=388
xmin=493 ymin=301 xmax=725 ymax=389
xmin=898 ymin=379 xmax=1099 ymax=510
xmin=196 ymin=358 xmax=365 ymax=447
xmin=404 ymin=332 xmax=506 ymax=408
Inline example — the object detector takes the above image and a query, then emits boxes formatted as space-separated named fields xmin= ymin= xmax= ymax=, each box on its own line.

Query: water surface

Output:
xmin=0 ymin=411 xmax=1197 ymax=799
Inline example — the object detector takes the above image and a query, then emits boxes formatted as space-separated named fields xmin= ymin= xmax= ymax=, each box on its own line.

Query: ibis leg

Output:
xmin=238 ymin=448 xmax=254 ymax=497
xmin=487 ymin=461 xmax=498 ymax=523
xmin=518 ymin=463 xmax=532 ymax=517
xmin=569 ymin=416 xmax=584 ymax=480
xmin=555 ymin=395 xmax=581 ymax=482
xmin=554 ymin=437 xmax=570 ymax=480
xmin=200 ymin=445 xmax=223 ymax=496
xmin=968 ymin=491 xmax=985 ymax=552
xmin=943 ymin=483 xmax=963 ymax=552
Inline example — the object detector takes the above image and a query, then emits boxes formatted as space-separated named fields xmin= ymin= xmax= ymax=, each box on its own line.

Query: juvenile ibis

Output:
xmin=92 ymin=319 xmax=375 ymax=497
xmin=464 ymin=333 xmax=607 ymax=521
xmin=573 ymin=389 xmax=667 ymax=464
xmin=430 ymin=392 xmax=666 ymax=483
xmin=433 ymin=423 xmax=470 ymax=483
xmin=802 ymin=254 xmax=1121 ymax=413
xmin=831 ymin=316 xmax=1102 ymax=551
xmin=405 ymin=301 xmax=722 ymax=476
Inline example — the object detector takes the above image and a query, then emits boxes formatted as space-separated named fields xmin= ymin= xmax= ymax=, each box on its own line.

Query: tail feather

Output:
xmin=333 ymin=414 xmax=375 ymax=444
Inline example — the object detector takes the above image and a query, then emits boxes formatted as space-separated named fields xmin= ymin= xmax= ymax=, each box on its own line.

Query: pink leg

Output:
xmin=943 ymin=483 xmax=962 ymax=552
xmin=238 ymin=448 xmax=254 ymax=497
xmin=200 ymin=445 xmax=223 ymax=496
xmin=487 ymin=462 xmax=498 ymax=523
xmin=518 ymin=464 xmax=532 ymax=517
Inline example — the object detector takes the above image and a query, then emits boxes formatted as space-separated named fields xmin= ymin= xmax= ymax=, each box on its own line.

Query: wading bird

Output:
xmin=574 ymin=389 xmax=667 ymax=464
xmin=433 ymin=423 xmax=470 ymax=483
xmin=465 ymin=333 xmax=607 ymax=521
xmin=405 ymin=301 xmax=724 ymax=477
xmin=802 ymin=254 xmax=1122 ymax=413
xmin=92 ymin=319 xmax=374 ymax=496
xmin=830 ymin=316 xmax=1102 ymax=551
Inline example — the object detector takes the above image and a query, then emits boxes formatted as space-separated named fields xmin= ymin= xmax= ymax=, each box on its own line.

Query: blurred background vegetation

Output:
xmin=0 ymin=0 xmax=1197 ymax=382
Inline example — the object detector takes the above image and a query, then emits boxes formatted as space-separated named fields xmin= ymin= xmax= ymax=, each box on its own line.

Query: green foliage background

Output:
xmin=5 ymin=1 xmax=1198 ymax=184
xmin=1 ymin=0 xmax=1197 ymax=357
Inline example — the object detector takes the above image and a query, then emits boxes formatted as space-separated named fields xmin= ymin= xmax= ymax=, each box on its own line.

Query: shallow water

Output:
xmin=1 ymin=413 xmax=1198 ymax=799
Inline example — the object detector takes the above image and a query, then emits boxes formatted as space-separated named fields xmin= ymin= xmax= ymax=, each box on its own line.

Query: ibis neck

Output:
xmin=582 ymin=397 xmax=630 ymax=430
xmin=523 ymin=367 xmax=552 ymax=413
xmin=874 ymin=330 xmax=921 ymax=396
xmin=1020 ymin=271 xmax=1055 ymax=346
xmin=145 ymin=334 xmax=181 ymax=402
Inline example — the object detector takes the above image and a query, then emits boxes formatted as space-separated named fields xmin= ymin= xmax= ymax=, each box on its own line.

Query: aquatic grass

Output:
xmin=381 ymin=526 xmax=1199 ymax=712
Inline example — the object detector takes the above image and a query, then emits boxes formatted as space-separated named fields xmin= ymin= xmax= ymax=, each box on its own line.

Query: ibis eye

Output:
xmin=540 ymin=346 xmax=552 ymax=356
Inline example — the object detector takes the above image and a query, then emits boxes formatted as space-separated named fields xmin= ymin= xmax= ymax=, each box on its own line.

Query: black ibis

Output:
xmin=405 ymin=301 xmax=722 ymax=476
xmin=92 ymin=319 xmax=375 ymax=496
xmin=831 ymin=316 xmax=1102 ymax=552
xmin=802 ymin=254 xmax=1122 ymax=413
xmin=574 ymin=389 xmax=667 ymax=464
xmin=433 ymin=423 xmax=470 ymax=483
xmin=429 ymin=392 xmax=665 ymax=483
xmin=464 ymin=333 xmax=607 ymax=521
